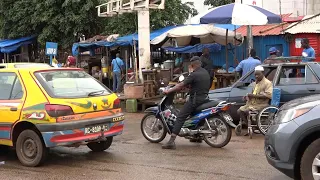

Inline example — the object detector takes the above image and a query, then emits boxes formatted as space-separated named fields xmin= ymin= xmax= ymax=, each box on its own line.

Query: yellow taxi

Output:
xmin=0 ymin=66 xmax=124 ymax=167
xmin=0 ymin=62 xmax=52 ymax=69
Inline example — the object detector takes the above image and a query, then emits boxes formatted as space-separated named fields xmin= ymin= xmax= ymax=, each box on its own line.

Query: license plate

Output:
xmin=85 ymin=125 xmax=109 ymax=134
xmin=222 ymin=113 xmax=233 ymax=122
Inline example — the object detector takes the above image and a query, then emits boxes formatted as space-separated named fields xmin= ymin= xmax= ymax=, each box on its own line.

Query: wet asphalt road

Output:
xmin=0 ymin=113 xmax=292 ymax=180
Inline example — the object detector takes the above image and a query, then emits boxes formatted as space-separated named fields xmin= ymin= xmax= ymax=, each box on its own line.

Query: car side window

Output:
xmin=0 ymin=72 xmax=24 ymax=100
xmin=277 ymin=66 xmax=317 ymax=85
xmin=11 ymin=77 xmax=24 ymax=99
xmin=240 ymin=67 xmax=277 ymax=87
xmin=306 ymin=66 xmax=319 ymax=84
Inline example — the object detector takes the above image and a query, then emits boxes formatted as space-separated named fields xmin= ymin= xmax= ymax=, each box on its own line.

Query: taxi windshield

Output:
xmin=35 ymin=70 xmax=111 ymax=98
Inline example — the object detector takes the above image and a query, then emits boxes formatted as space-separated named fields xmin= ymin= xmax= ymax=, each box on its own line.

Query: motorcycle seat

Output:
xmin=195 ymin=100 xmax=221 ymax=113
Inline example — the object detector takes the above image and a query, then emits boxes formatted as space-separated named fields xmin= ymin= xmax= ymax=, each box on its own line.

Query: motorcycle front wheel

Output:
xmin=203 ymin=116 xmax=232 ymax=148
xmin=141 ymin=113 xmax=167 ymax=143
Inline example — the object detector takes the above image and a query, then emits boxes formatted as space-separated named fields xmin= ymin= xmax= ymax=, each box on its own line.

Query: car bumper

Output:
xmin=265 ymin=122 xmax=298 ymax=179
xmin=37 ymin=114 xmax=125 ymax=147
xmin=265 ymin=150 xmax=295 ymax=178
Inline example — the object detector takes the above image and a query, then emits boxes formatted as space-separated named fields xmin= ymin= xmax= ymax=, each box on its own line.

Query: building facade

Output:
xmin=235 ymin=0 xmax=320 ymax=17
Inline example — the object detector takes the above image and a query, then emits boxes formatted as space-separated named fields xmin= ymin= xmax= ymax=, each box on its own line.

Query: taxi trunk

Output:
xmin=33 ymin=69 xmax=122 ymax=123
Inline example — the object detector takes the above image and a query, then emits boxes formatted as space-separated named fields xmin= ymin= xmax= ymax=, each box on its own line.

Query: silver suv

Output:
xmin=265 ymin=94 xmax=320 ymax=179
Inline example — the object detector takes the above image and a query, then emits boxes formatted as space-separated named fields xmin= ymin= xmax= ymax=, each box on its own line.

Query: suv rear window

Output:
xmin=35 ymin=70 xmax=112 ymax=98
xmin=14 ymin=63 xmax=52 ymax=68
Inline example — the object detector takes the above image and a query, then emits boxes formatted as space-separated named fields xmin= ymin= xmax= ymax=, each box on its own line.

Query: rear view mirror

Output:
xmin=178 ymin=75 xmax=185 ymax=82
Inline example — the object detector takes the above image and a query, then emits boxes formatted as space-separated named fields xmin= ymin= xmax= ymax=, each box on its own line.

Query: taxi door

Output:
xmin=0 ymin=70 xmax=25 ymax=143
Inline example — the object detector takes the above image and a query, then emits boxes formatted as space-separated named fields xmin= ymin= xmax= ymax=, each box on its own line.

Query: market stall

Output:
xmin=71 ymin=24 xmax=244 ymax=112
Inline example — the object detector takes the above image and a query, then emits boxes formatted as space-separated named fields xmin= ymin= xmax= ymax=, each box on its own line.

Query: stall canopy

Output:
xmin=72 ymin=26 xmax=178 ymax=56
xmin=152 ymin=24 xmax=243 ymax=47
xmin=72 ymin=24 xmax=244 ymax=56
xmin=0 ymin=35 xmax=36 ymax=53
xmin=163 ymin=43 xmax=221 ymax=53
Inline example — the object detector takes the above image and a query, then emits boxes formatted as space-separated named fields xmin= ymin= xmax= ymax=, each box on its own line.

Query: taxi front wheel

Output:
xmin=87 ymin=137 xmax=113 ymax=152
xmin=16 ymin=130 xmax=48 ymax=167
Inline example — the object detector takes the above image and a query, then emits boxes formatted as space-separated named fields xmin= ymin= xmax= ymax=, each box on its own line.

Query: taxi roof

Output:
xmin=0 ymin=67 xmax=82 ymax=73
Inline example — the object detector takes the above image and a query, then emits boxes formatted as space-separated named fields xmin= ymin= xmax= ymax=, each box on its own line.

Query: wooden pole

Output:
xmin=77 ymin=46 xmax=80 ymax=68
xmin=234 ymin=25 xmax=238 ymax=65
xmin=133 ymin=40 xmax=139 ymax=83
xmin=225 ymin=29 xmax=229 ymax=73
xmin=107 ymin=47 xmax=111 ymax=88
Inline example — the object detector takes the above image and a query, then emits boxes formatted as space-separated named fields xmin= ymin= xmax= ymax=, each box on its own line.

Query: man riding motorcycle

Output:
xmin=162 ymin=56 xmax=211 ymax=150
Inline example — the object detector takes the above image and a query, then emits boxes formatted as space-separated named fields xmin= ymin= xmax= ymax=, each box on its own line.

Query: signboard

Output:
xmin=45 ymin=42 xmax=58 ymax=56
xmin=295 ymin=38 xmax=302 ymax=48
xmin=45 ymin=42 xmax=58 ymax=65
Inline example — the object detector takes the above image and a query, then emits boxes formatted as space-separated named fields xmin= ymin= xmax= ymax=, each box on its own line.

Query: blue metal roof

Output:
xmin=0 ymin=35 xmax=36 ymax=53
xmin=72 ymin=24 xmax=239 ymax=56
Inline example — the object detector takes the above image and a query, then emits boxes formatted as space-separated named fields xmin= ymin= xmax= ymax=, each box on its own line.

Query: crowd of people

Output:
xmin=161 ymin=38 xmax=316 ymax=150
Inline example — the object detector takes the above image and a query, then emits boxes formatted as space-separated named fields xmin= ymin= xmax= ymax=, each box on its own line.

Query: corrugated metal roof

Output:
xmin=236 ymin=23 xmax=290 ymax=36
xmin=285 ymin=14 xmax=320 ymax=34
xmin=236 ymin=14 xmax=294 ymax=36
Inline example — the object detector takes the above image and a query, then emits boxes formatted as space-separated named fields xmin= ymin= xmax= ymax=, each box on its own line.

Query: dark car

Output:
xmin=265 ymin=94 xmax=320 ymax=179
xmin=209 ymin=62 xmax=320 ymax=122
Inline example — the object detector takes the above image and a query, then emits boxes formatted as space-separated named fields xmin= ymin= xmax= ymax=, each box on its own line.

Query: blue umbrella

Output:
xmin=200 ymin=3 xmax=282 ymax=25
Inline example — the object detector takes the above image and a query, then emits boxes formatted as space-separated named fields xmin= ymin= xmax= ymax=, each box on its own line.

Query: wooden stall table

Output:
xmin=215 ymin=73 xmax=237 ymax=88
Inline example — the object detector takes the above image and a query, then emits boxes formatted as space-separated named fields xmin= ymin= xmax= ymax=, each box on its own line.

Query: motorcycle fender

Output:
xmin=144 ymin=106 xmax=159 ymax=113
xmin=219 ymin=113 xmax=237 ymax=128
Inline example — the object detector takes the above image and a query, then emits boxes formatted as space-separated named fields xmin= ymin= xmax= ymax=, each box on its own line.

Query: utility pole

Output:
xmin=96 ymin=0 xmax=165 ymax=81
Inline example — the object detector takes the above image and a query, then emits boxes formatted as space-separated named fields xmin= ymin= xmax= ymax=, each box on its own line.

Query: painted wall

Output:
xmin=290 ymin=33 xmax=320 ymax=62
xmin=235 ymin=0 xmax=320 ymax=16
xmin=210 ymin=35 xmax=290 ymax=67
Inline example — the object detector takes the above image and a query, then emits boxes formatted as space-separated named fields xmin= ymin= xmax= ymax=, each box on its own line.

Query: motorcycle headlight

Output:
xmin=275 ymin=103 xmax=316 ymax=124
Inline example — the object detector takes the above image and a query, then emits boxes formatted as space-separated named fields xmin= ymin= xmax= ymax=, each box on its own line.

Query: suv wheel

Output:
xmin=301 ymin=138 xmax=320 ymax=180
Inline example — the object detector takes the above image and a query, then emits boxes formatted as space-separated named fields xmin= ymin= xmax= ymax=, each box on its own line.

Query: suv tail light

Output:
xmin=113 ymin=98 xmax=121 ymax=109
xmin=45 ymin=104 xmax=74 ymax=117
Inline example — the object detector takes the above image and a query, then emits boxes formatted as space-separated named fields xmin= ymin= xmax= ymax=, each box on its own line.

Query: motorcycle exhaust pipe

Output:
xmin=179 ymin=128 xmax=216 ymax=136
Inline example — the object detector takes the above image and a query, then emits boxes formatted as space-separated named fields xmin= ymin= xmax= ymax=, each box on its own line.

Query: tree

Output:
xmin=0 ymin=0 xmax=197 ymax=48
xmin=0 ymin=0 xmax=104 ymax=49
xmin=102 ymin=0 xmax=198 ymax=36
xmin=204 ymin=0 xmax=234 ymax=7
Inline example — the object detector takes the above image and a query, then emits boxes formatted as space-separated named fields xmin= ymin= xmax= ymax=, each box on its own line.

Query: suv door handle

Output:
xmin=307 ymin=88 xmax=316 ymax=92
xmin=10 ymin=107 xmax=18 ymax=111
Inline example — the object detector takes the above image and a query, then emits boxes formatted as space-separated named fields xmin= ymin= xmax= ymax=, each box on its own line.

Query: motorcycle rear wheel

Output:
xmin=203 ymin=116 xmax=232 ymax=148
xmin=141 ymin=113 xmax=167 ymax=143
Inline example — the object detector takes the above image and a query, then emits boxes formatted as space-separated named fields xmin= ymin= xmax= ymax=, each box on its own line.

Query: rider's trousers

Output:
xmin=172 ymin=99 xmax=205 ymax=135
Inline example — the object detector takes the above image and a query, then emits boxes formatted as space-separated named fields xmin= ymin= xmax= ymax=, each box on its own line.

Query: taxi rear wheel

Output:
xmin=16 ymin=130 xmax=48 ymax=167
xmin=87 ymin=137 xmax=113 ymax=152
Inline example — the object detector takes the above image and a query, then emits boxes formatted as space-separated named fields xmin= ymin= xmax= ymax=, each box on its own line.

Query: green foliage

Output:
xmin=204 ymin=0 xmax=234 ymax=7
xmin=0 ymin=0 xmax=103 ymax=48
xmin=0 ymin=0 xmax=197 ymax=48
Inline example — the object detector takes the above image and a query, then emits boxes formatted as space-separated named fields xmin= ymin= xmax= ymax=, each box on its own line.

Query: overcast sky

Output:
xmin=181 ymin=0 xmax=211 ymax=13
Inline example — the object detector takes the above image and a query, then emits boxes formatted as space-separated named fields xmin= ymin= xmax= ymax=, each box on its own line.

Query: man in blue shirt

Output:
xmin=235 ymin=49 xmax=261 ymax=79
xmin=111 ymin=53 xmax=124 ymax=93
xmin=301 ymin=38 xmax=316 ymax=62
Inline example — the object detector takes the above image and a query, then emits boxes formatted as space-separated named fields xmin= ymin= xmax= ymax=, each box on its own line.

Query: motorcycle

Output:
xmin=140 ymin=75 xmax=236 ymax=148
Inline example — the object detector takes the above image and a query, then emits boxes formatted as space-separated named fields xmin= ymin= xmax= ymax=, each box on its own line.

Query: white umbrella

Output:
xmin=150 ymin=24 xmax=243 ymax=47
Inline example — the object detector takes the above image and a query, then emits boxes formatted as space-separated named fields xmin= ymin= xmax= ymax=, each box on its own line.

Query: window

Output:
xmin=35 ymin=70 xmax=112 ymax=98
xmin=240 ymin=67 xmax=277 ymax=87
xmin=277 ymin=66 xmax=318 ymax=85
xmin=0 ymin=72 xmax=24 ymax=100
xmin=306 ymin=66 xmax=319 ymax=84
